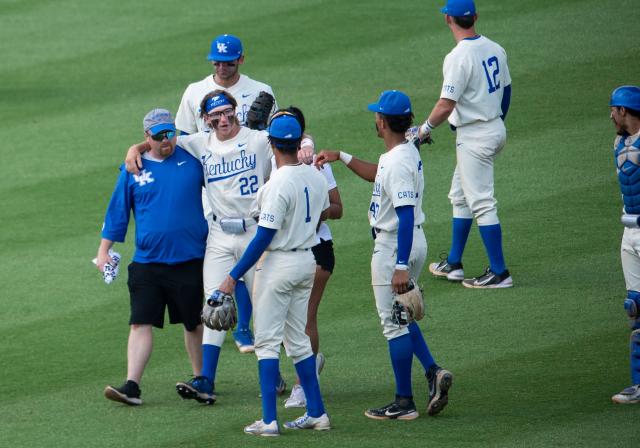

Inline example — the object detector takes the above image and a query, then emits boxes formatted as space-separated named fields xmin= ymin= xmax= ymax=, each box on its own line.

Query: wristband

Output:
xmin=300 ymin=137 xmax=314 ymax=149
xmin=395 ymin=264 xmax=409 ymax=271
xmin=420 ymin=120 xmax=435 ymax=135
xmin=339 ymin=151 xmax=353 ymax=165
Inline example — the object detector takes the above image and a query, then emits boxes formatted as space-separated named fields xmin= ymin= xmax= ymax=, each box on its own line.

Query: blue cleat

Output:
xmin=233 ymin=328 xmax=255 ymax=353
xmin=176 ymin=376 xmax=216 ymax=405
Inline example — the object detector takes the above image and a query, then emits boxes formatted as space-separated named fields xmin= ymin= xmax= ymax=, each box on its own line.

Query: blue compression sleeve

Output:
xmin=229 ymin=226 xmax=276 ymax=280
xmin=395 ymin=205 xmax=414 ymax=265
xmin=501 ymin=84 xmax=511 ymax=121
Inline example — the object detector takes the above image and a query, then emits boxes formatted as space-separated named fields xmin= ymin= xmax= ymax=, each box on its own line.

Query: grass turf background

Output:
xmin=1 ymin=0 xmax=638 ymax=446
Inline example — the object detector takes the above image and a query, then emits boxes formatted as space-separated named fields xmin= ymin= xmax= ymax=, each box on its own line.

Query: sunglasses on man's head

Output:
xmin=150 ymin=130 xmax=176 ymax=141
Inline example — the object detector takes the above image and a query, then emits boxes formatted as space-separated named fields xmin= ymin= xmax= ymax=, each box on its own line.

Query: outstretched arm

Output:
xmin=315 ymin=150 xmax=377 ymax=182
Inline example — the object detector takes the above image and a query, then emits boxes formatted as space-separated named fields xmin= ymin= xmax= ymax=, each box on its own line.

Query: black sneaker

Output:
xmin=462 ymin=267 xmax=513 ymax=289
xmin=429 ymin=254 xmax=464 ymax=281
xmin=104 ymin=380 xmax=142 ymax=406
xmin=364 ymin=396 xmax=418 ymax=420
xmin=176 ymin=376 xmax=216 ymax=405
xmin=427 ymin=367 xmax=453 ymax=416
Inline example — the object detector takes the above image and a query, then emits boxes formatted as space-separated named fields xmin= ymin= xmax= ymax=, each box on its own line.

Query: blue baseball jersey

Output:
xmin=102 ymin=147 xmax=208 ymax=264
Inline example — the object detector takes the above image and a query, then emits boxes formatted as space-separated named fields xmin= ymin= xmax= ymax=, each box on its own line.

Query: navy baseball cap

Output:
xmin=268 ymin=114 xmax=302 ymax=140
xmin=441 ymin=0 xmax=476 ymax=16
xmin=367 ymin=90 xmax=412 ymax=115
xmin=610 ymin=86 xmax=640 ymax=111
xmin=143 ymin=109 xmax=176 ymax=135
xmin=207 ymin=34 xmax=243 ymax=62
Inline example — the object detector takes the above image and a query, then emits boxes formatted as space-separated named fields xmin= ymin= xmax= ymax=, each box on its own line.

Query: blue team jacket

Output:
xmin=101 ymin=147 xmax=207 ymax=264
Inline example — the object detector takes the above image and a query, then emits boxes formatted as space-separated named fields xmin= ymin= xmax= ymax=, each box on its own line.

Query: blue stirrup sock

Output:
xmin=258 ymin=358 xmax=279 ymax=424
xmin=408 ymin=322 xmax=437 ymax=372
xmin=235 ymin=280 xmax=252 ymax=331
xmin=295 ymin=355 xmax=326 ymax=417
xmin=479 ymin=223 xmax=507 ymax=274
xmin=448 ymin=218 xmax=473 ymax=264
xmin=201 ymin=344 xmax=221 ymax=383
xmin=388 ymin=334 xmax=414 ymax=397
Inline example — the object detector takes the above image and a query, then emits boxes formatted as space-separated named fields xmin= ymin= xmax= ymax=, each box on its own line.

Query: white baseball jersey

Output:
xmin=368 ymin=142 xmax=425 ymax=232
xmin=270 ymin=155 xmax=337 ymax=242
xmin=176 ymin=74 xmax=276 ymax=133
xmin=441 ymin=35 xmax=511 ymax=128
xmin=257 ymin=163 xmax=329 ymax=251
xmin=177 ymin=127 xmax=272 ymax=219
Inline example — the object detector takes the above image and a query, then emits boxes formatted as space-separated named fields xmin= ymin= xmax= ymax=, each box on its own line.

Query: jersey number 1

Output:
xmin=482 ymin=56 xmax=501 ymax=94
xmin=303 ymin=187 xmax=311 ymax=223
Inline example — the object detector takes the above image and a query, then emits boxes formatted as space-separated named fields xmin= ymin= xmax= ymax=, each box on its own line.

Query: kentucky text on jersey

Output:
xmin=202 ymin=149 xmax=257 ymax=183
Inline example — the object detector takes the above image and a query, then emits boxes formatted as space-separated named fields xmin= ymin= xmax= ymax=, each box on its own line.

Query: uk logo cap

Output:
xmin=143 ymin=108 xmax=176 ymax=135
xmin=207 ymin=34 xmax=243 ymax=62
xmin=367 ymin=90 xmax=412 ymax=115
xmin=268 ymin=114 xmax=302 ymax=140
xmin=610 ymin=86 xmax=640 ymax=111
xmin=441 ymin=0 xmax=476 ymax=16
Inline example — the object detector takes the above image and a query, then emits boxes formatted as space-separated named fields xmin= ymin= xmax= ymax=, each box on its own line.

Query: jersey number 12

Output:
xmin=482 ymin=56 xmax=501 ymax=94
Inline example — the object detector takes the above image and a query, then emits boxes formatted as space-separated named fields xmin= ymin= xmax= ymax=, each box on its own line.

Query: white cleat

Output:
xmin=284 ymin=384 xmax=307 ymax=408
xmin=284 ymin=412 xmax=331 ymax=431
xmin=429 ymin=259 xmax=464 ymax=281
xmin=244 ymin=419 xmax=280 ymax=437
xmin=612 ymin=385 xmax=640 ymax=404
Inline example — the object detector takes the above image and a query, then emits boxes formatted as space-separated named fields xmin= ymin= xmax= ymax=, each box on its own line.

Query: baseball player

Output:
xmin=216 ymin=113 xmax=331 ymax=436
xmin=419 ymin=0 xmax=513 ymax=288
xmin=259 ymin=107 xmax=343 ymax=409
xmin=99 ymin=109 xmax=208 ymax=405
xmin=316 ymin=90 xmax=453 ymax=420
xmin=125 ymin=91 xmax=286 ymax=404
xmin=176 ymin=34 xmax=277 ymax=354
xmin=609 ymin=85 xmax=640 ymax=404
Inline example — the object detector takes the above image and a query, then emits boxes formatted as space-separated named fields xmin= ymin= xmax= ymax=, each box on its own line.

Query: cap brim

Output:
xmin=440 ymin=6 xmax=448 ymax=14
xmin=207 ymin=54 xmax=241 ymax=62
xmin=149 ymin=123 xmax=176 ymax=135
xmin=367 ymin=103 xmax=382 ymax=113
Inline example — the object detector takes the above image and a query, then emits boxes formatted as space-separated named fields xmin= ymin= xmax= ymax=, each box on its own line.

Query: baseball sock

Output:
xmin=408 ymin=322 xmax=437 ymax=372
xmin=479 ymin=223 xmax=507 ymax=274
xmin=201 ymin=344 xmax=221 ymax=383
xmin=388 ymin=334 xmax=414 ymax=397
xmin=234 ymin=280 xmax=252 ymax=331
xmin=448 ymin=217 xmax=473 ymax=264
xmin=295 ymin=355 xmax=325 ymax=417
xmin=258 ymin=358 xmax=279 ymax=424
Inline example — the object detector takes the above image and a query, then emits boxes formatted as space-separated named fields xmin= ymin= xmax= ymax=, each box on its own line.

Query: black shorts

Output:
xmin=312 ymin=238 xmax=335 ymax=273
xmin=127 ymin=258 xmax=204 ymax=331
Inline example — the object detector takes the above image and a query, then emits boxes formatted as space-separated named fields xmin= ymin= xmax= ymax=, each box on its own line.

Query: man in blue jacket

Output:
xmin=96 ymin=109 xmax=208 ymax=405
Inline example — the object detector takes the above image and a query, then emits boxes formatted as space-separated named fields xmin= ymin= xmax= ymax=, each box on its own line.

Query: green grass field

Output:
xmin=1 ymin=0 xmax=639 ymax=446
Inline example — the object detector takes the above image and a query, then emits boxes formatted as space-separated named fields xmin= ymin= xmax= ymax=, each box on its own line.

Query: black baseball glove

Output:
xmin=246 ymin=91 xmax=275 ymax=130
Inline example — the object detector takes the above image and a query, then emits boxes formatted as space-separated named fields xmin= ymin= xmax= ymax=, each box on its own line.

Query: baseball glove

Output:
xmin=391 ymin=280 xmax=425 ymax=326
xmin=246 ymin=91 xmax=275 ymax=130
xmin=201 ymin=290 xmax=237 ymax=331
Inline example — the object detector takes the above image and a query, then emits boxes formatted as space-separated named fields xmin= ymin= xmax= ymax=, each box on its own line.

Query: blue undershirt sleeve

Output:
xmin=395 ymin=205 xmax=414 ymax=266
xmin=501 ymin=84 xmax=511 ymax=121
xmin=101 ymin=167 xmax=132 ymax=242
xmin=179 ymin=130 xmax=190 ymax=136
xmin=229 ymin=226 xmax=277 ymax=281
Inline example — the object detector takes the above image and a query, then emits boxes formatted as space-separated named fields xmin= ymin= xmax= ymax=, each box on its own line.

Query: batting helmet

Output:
xmin=207 ymin=34 xmax=243 ymax=62
xmin=610 ymin=86 xmax=640 ymax=111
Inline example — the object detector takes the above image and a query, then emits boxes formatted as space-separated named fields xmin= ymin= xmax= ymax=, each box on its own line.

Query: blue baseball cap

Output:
xmin=610 ymin=86 xmax=640 ymax=111
xmin=268 ymin=114 xmax=302 ymax=140
xmin=441 ymin=0 xmax=476 ymax=17
xmin=143 ymin=108 xmax=176 ymax=135
xmin=207 ymin=34 xmax=243 ymax=62
xmin=367 ymin=90 xmax=412 ymax=116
